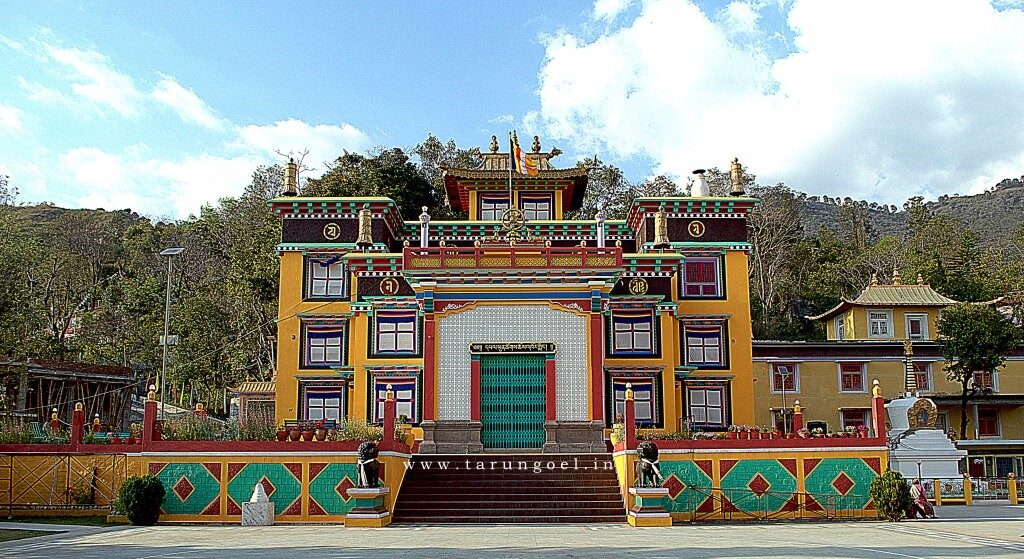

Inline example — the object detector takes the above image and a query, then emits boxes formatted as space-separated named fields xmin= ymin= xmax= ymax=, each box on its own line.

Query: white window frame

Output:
xmin=305 ymin=391 xmax=342 ymax=421
xmin=684 ymin=327 xmax=724 ymax=367
xmin=839 ymin=409 xmax=871 ymax=430
xmin=308 ymin=258 xmax=346 ymax=298
xmin=479 ymin=196 xmax=510 ymax=220
xmin=306 ymin=330 xmax=344 ymax=366
xmin=837 ymin=362 xmax=867 ymax=393
xmin=912 ymin=361 xmax=932 ymax=392
xmin=834 ymin=316 xmax=845 ymax=340
xmin=686 ymin=386 xmax=726 ymax=428
xmin=375 ymin=314 xmax=417 ymax=354
xmin=867 ymin=310 xmax=894 ymax=339
xmin=520 ymin=194 xmax=552 ymax=220
xmin=904 ymin=313 xmax=929 ymax=340
xmin=611 ymin=313 xmax=655 ymax=355
xmin=770 ymin=363 xmax=800 ymax=394
xmin=972 ymin=370 xmax=999 ymax=392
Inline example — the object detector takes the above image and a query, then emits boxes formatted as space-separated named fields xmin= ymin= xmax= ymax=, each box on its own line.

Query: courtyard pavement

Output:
xmin=0 ymin=504 xmax=1021 ymax=558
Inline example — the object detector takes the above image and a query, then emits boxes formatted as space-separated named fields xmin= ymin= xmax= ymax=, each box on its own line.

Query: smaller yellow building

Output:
xmin=752 ymin=270 xmax=1024 ymax=477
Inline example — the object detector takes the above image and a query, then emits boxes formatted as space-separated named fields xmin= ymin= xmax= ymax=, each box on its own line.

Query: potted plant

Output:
xmin=276 ymin=423 xmax=288 ymax=442
xmin=314 ymin=419 xmax=327 ymax=442
xmin=797 ymin=427 xmax=811 ymax=439
xmin=726 ymin=425 xmax=738 ymax=439
xmin=857 ymin=426 xmax=869 ymax=438
xmin=300 ymin=421 xmax=314 ymax=442
xmin=288 ymin=424 xmax=301 ymax=441
xmin=109 ymin=432 xmax=121 ymax=444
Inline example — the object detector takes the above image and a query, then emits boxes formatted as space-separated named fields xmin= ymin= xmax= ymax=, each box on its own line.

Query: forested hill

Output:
xmin=801 ymin=177 xmax=1024 ymax=244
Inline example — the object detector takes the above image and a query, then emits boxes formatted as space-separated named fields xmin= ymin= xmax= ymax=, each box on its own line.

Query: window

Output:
xmin=687 ymin=386 xmax=726 ymax=428
xmin=839 ymin=362 xmax=866 ymax=392
xmin=682 ymin=259 xmax=720 ymax=298
xmin=307 ymin=257 xmax=346 ymax=298
xmin=373 ymin=377 xmax=417 ymax=423
xmin=304 ymin=389 xmax=342 ymax=421
xmin=913 ymin=362 xmax=932 ymax=392
xmin=611 ymin=312 xmax=655 ymax=355
xmin=771 ymin=363 xmax=798 ymax=393
xmin=520 ymin=194 xmax=552 ymax=220
xmin=612 ymin=380 xmax=656 ymax=425
xmin=479 ymin=196 xmax=510 ymax=220
xmin=977 ymin=408 xmax=1000 ymax=437
xmin=685 ymin=327 xmax=724 ymax=367
xmin=375 ymin=313 xmax=417 ymax=354
xmin=868 ymin=311 xmax=893 ymax=338
xmin=973 ymin=370 xmax=996 ymax=391
xmin=834 ymin=316 xmax=845 ymax=340
xmin=905 ymin=314 xmax=929 ymax=340
xmin=840 ymin=409 xmax=870 ymax=430
xmin=305 ymin=327 xmax=344 ymax=367
xmin=935 ymin=412 xmax=948 ymax=434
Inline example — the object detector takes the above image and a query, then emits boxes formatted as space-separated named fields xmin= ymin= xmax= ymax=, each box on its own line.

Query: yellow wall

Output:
xmin=827 ymin=306 xmax=942 ymax=341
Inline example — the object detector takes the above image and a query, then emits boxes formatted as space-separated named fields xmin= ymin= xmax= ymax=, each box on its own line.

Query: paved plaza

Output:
xmin=0 ymin=505 xmax=1021 ymax=558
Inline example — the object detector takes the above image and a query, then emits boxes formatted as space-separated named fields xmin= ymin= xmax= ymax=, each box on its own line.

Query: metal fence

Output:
xmin=0 ymin=453 xmax=130 ymax=514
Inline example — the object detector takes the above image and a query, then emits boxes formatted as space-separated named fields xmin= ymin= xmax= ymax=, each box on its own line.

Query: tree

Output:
xmin=303 ymin=148 xmax=436 ymax=220
xmin=747 ymin=183 xmax=805 ymax=339
xmin=569 ymin=157 xmax=633 ymax=220
xmin=411 ymin=134 xmax=480 ymax=220
xmin=937 ymin=303 xmax=1023 ymax=439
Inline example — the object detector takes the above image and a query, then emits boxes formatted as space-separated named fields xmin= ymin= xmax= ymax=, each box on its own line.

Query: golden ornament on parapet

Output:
xmin=323 ymin=222 xmax=341 ymax=241
xmin=380 ymin=277 xmax=400 ymax=296
xmin=687 ymin=220 xmax=706 ymax=238
xmin=628 ymin=277 xmax=649 ymax=295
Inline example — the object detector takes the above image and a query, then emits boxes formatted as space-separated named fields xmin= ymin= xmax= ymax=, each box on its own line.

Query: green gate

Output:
xmin=479 ymin=354 xmax=547 ymax=449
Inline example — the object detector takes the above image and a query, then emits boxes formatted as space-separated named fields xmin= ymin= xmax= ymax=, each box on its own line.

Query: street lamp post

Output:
xmin=159 ymin=247 xmax=184 ymax=419
xmin=779 ymin=367 xmax=792 ymax=437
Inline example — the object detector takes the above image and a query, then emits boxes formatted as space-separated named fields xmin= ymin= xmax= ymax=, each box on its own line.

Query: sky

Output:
xmin=2 ymin=0 xmax=1024 ymax=219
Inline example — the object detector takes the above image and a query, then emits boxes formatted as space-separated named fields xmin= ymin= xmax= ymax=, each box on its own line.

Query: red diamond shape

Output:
xmin=831 ymin=472 xmax=856 ymax=496
xmin=335 ymin=477 xmax=355 ymax=502
xmin=747 ymin=473 xmax=771 ymax=496
xmin=663 ymin=475 xmax=686 ymax=499
xmin=258 ymin=476 xmax=277 ymax=498
xmin=173 ymin=476 xmax=195 ymax=501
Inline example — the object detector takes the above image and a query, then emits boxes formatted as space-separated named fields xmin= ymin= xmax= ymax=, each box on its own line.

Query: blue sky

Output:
xmin=3 ymin=1 xmax=1024 ymax=218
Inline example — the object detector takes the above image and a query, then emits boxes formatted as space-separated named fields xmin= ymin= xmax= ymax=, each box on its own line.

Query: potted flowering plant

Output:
xmin=276 ymin=423 xmax=288 ymax=442
xmin=857 ymin=426 xmax=869 ymax=438
xmin=300 ymin=421 xmax=315 ymax=442
xmin=314 ymin=419 xmax=327 ymax=442
xmin=726 ymin=425 xmax=738 ymax=439
xmin=797 ymin=427 xmax=811 ymax=439
xmin=288 ymin=424 xmax=302 ymax=441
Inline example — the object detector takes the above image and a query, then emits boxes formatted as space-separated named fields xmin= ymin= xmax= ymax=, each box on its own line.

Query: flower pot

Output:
xmin=277 ymin=430 xmax=288 ymax=442
xmin=772 ymin=431 xmax=781 ymax=439
xmin=125 ymin=437 xmax=136 ymax=445
xmin=301 ymin=430 xmax=314 ymax=442
xmin=314 ymin=428 xmax=327 ymax=442
xmin=727 ymin=431 xmax=737 ymax=439
xmin=110 ymin=436 xmax=121 ymax=444
xmin=288 ymin=430 xmax=301 ymax=442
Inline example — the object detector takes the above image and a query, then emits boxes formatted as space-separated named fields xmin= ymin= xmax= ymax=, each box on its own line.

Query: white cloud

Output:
xmin=593 ymin=0 xmax=634 ymax=20
xmin=151 ymin=75 xmax=227 ymax=131
xmin=234 ymin=119 xmax=372 ymax=172
xmin=0 ymin=104 xmax=25 ymax=133
xmin=42 ymin=44 xmax=144 ymax=117
xmin=535 ymin=0 xmax=1024 ymax=203
xmin=489 ymin=114 xmax=515 ymax=125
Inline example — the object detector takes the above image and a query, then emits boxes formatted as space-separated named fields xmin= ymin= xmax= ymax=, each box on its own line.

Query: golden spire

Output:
xmin=489 ymin=135 xmax=498 ymax=153
xmin=356 ymin=203 xmax=373 ymax=250
xmin=870 ymin=272 xmax=879 ymax=286
xmin=283 ymin=158 xmax=298 ymax=196
xmin=532 ymin=135 xmax=541 ymax=153
xmin=917 ymin=273 xmax=925 ymax=285
xmin=892 ymin=265 xmax=902 ymax=285
xmin=730 ymin=157 xmax=745 ymax=196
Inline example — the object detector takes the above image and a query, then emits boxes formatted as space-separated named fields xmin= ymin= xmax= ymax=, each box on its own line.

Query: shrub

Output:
xmin=335 ymin=420 xmax=382 ymax=442
xmin=115 ymin=474 xmax=165 ymax=526
xmin=0 ymin=419 xmax=33 ymax=444
xmin=160 ymin=414 xmax=218 ymax=441
xmin=609 ymin=423 xmax=625 ymax=445
xmin=869 ymin=470 xmax=912 ymax=522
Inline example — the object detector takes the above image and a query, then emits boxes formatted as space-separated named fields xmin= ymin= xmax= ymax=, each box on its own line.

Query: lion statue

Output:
xmin=356 ymin=441 xmax=381 ymax=488
xmin=634 ymin=441 xmax=663 ymax=488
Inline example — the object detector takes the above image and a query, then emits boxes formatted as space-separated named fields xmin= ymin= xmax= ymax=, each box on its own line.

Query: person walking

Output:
xmin=908 ymin=478 xmax=936 ymax=519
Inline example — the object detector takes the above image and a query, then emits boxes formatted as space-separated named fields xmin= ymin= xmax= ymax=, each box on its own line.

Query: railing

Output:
xmin=0 ymin=453 xmax=130 ymax=514
xmin=403 ymin=245 xmax=622 ymax=270
xmin=924 ymin=476 xmax=1016 ymax=503
xmin=671 ymin=485 xmax=870 ymax=522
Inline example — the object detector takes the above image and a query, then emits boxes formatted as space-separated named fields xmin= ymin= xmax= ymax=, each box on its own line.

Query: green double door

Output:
xmin=479 ymin=354 xmax=547 ymax=450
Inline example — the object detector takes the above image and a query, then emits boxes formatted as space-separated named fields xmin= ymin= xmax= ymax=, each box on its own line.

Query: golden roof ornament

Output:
xmin=903 ymin=339 xmax=914 ymax=357
xmin=870 ymin=272 xmax=879 ymax=286
xmin=892 ymin=266 xmax=902 ymax=285
xmin=356 ymin=203 xmax=373 ymax=251
xmin=532 ymin=135 xmax=541 ymax=153
xmin=489 ymin=135 xmax=499 ymax=153
xmin=284 ymin=158 xmax=298 ymax=196
xmin=652 ymin=204 xmax=670 ymax=249
xmin=917 ymin=273 xmax=925 ymax=285
xmin=730 ymin=158 xmax=745 ymax=196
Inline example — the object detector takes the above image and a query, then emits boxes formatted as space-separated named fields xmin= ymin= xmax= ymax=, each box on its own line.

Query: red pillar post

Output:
xmin=624 ymin=384 xmax=637 ymax=449
xmin=382 ymin=384 xmax=396 ymax=444
xmin=589 ymin=311 xmax=605 ymax=422
xmin=422 ymin=314 xmax=437 ymax=421
xmin=92 ymin=414 xmax=102 ymax=433
xmin=470 ymin=356 xmax=481 ymax=421
xmin=142 ymin=384 xmax=158 ymax=449
xmin=792 ymin=400 xmax=804 ymax=434
xmin=545 ymin=356 xmax=557 ymax=421
xmin=49 ymin=408 xmax=60 ymax=433
xmin=870 ymin=379 xmax=887 ymax=439
xmin=71 ymin=402 xmax=84 ymax=448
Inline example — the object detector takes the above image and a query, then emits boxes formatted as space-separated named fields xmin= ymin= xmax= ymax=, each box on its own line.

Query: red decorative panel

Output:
xmin=285 ymin=462 xmax=302 ymax=480
xmin=782 ymin=494 xmax=800 ymax=512
xmin=779 ymin=459 xmax=797 ymax=478
xmin=148 ymin=462 xmax=166 ymax=475
xmin=335 ymin=477 xmax=355 ymax=502
xmin=201 ymin=498 xmax=221 ymax=516
xmin=283 ymin=500 xmax=302 ymax=516
xmin=173 ymin=477 xmax=195 ymax=501
xmin=747 ymin=473 xmax=771 ymax=496
xmin=721 ymin=495 xmax=738 ymax=513
xmin=804 ymin=495 xmax=823 ymax=511
xmin=663 ymin=475 xmax=686 ymax=499
xmin=719 ymin=459 xmax=738 ymax=477
xmin=258 ymin=476 xmax=276 ymax=497
xmin=803 ymin=458 xmax=822 ymax=476
xmin=863 ymin=457 xmax=881 ymax=474
xmin=309 ymin=462 xmax=327 ymax=481
xmin=831 ymin=472 xmax=855 ymax=496
xmin=202 ymin=462 xmax=222 ymax=479
xmin=308 ymin=499 xmax=327 ymax=516
xmin=227 ymin=498 xmax=242 ymax=515
xmin=694 ymin=460 xmax=713 ymax=478
xmin=227 ymin=462 xmax=245 ymax=482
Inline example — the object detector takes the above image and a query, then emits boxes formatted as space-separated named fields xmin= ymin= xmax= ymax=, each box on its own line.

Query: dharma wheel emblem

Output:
xmin=323 ymin=222 xmax=341 ymax=241
xmin=380 ymin=277 xmax=400 ymax=296
xmin=628 ymin=277 xmax=649 ymax=295
xmin=687 ymin=220 xmax=706 ymax=238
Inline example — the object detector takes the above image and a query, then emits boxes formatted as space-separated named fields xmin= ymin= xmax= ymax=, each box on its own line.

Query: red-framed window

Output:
xmin=682 ymin=259 xmax=720 ymax=298
xmin=520 ymin=193 xmax=553 ymax=220
xmin=839 ymin=362 xmax=865 ymax=392
xmin=374 ymin=312 xmax=417 ymax=355
xmin=913 ymin=362 xmax=931 ymax=392
xmin=479 ymin=195 xmax=510 ymax=220
xmin=771 ymin=363 xmax=798 ymax=393
xmin=977 ymin=408 xmax=1000 ymax=437
xmin=304 ymin=326 xmax=345 ymax=367
xmin=973 ymin=370 xmax=996 ymax=390
xmin=840 ymin=409 xmax=870 ymax=430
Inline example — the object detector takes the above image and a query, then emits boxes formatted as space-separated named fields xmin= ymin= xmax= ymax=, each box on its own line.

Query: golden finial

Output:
xmin=356 ymin=203 xmax=373 ymax=250
xmin=870 ymin=273 xmax=879 ymax=286
xmin=580 ymin=240 xmax=587 ymax=247
xmin=892 ymin=265 xmax=902 ymax=285
xmin=544 ymin=240 xmax=552 ymax=247
xmin=473 ymin=240 xmax=481 ymax=247
xmin=615 ymin=240 xmax=622 ymax=247
xmin=653 ymin=204 xmax=670 ymax=249
xmin=793 ymin=400 xmax=801 ymax=414
xmin=872 ymin=379 xmax=882 ymax=397
xmin=195 ymin=403 xmax=204 ymax=412
xmin=489 ymin=135 xmax=498 ymax=153
xmin=402 ymin=239 xmax=410 ymax=247
xmin=385 ymin=383 xmax=394 ymax=401
xmin=75 ymin=402 xmax=83 ymax=412
xmin=729 ymin=158 xmax=745 ymax=196
xmin=51 ymin=408 xmax=58 ymax=421
xmin=284 ymin=158 xmax=298 ymax=196
xmin=93 ymin=414 xmax=100 ymax=425
xmin=147 ymin=384 xmax=156 ymax=401
xmin=625 ymin=382 xmax=634 ymax=401
xmin=439 ymin=240 xmax=446 ymax=247
xmin=917 ymin=273 xmax=924 ymax=285
xmin=532 ymin=135 xmax=541 ymax=153
xmin=903 ymin=339 xmax=914 ymax=357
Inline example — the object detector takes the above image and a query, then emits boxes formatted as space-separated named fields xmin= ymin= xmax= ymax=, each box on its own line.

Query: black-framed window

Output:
xmin=686 ymin=385 xmax=727 ymax=428
xmin=771 ymin=363 xmax=799 ymax=393
xmin=479 ymin=195 xmax=510 ymax=220
xmin=520 ymin=193 xmax=553 ymax=220
xmin=681 ymin=258 xmax=722 ymax=298
xmin=303 ymin=386 xmax=343 ymax=421
xmin=306 ymin=257 xmax=346 ymax=299
xmin=610 ymin=311 xmax=656 ymax=355
xmin=612 ymin=379 xmax=657 ymax=426
xmin=303 ymin=326 xmax=345 ymax=368
xmin=372 ymin=312 xmax=418 ymax=355
xmin=372 ymin=376 xmax=418 ymax=424
xmin=684 ymin=326 xmax=724 ymax=367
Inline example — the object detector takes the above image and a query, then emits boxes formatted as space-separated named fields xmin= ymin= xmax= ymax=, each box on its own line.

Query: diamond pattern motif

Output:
xmin=747 ymin=473 xmax=771 ymax=496
xmin=663 ymin=475 xmax=686 ymax=499
xmin=258 ymin=476 xmax=277 ymax=497
xmin=831 ymin=472 xmax=855 ymax=496
xmin=335 ymin=477 xmax=355 ymax=502
xmin=173 ymin=477 xmax=195 ymax=501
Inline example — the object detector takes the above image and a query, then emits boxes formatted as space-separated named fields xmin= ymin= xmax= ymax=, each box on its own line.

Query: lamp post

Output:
xmin=778 ymin=366 xmax=792 ymax=437
xmin=159 ymin=247 xmax=184 ymax=419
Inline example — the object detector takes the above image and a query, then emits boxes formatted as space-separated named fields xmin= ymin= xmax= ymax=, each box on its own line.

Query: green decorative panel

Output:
xmin=480 ymin=354 xmax=546 ymax=449
xmin=227 ymin=463 xmax=302 ymax=516
xmin=659 ymin=460 xmax=714 ymax=513
xmin=308 ymin=463 xmax=359 ymax=516
xmin=803 ymin=458 xmax=877 ymax=510
xmin=719 ymin=459 xmax=797 ymax=515
xmin=154 ymin=463 xmax=220 ymax=516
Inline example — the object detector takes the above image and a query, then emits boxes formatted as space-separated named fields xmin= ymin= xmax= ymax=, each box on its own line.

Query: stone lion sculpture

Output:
xmin=634 ymin=441 xmax=663 ymax=488
xmin=356 ymin=441 xmax=381 ymax=488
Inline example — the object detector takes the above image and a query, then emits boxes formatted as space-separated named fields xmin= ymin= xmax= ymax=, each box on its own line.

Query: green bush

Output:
xmin=160 ymin=415 xmax=218 ymax=441
xmin=0 ymin=419 xmax=33 ymax=444
xmin=335 ymin=420 xmax=382 ymax=442
xmin=115 ymin=474 xmax=165 ymax=526
xmin=869 ymin=470 xmax=912 ymax=522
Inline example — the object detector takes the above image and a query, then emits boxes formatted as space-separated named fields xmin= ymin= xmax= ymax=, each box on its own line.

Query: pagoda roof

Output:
xmin=443 ymin=167 xmax=589 ymax=214
xmin=806 ymin=276 xmax=963 ymax=321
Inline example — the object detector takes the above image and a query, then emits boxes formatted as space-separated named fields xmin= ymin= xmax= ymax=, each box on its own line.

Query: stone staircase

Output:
xmin=392 ymin=453 xmax=626 ymax=523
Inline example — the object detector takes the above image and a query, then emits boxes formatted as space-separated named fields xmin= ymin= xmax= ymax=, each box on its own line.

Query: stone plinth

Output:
xmin=627 ymin=487 xmax=671 ymax=527
xmin=419 ymin=420 xmax=483 ymax=454
xmin=543 ymin=420 xmax=607 ymax=453
xmin=886 ymin=395 xmax=966 ymax=479
xmin=241 ymin=483 xmax=274 ymax=526
xmin=344 ymin=486 xmax=392 ymax=528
